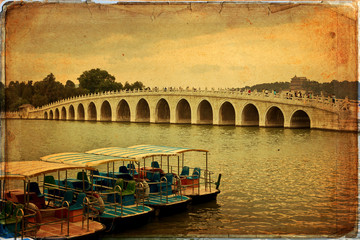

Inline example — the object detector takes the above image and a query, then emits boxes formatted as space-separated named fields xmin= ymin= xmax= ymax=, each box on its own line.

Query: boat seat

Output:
xmin=69 ymin=193 xmax=86 ymax=211
xmin=158 ymin=173 xmax=173 ymax=195
xmin=107 ymin=179 xmax=127 ymax=203
xmin=55 ymin=190 xmax=74 ymax=207
xmin=44 ymin=175 xmax=60 ymax=197
xmin=122 ymin=180 xmax=136 ymax=196
xmin=151 ymin=161 xmax=160 ymax=168
xmin=27 ymin=182 xmax=44 ymax=198
xmin=146 ymin=171 xmax=154 ymax=181
xmin=114 ymin=178 xmax=124 ymax=192
xmin=119 ymin=166 xmax=129 ymax=174
xmin=77 ymin=172 xmax=89 ymax=182
xmin=74 ymin=172 xmax=91 ymax=191
xmin=127 ymin=163 xmax=138 ymax=174
xmin=149 ymin=172 xmax=161 ymax=193
xmin=187 ymin=167 xmax=201 ymax=180
xmin=180 ymin=166 xmax=190 ymax=177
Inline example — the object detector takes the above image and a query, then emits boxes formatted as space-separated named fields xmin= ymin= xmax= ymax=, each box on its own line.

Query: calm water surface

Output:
xmin=2 ymin=119 xmax=358 ymax=238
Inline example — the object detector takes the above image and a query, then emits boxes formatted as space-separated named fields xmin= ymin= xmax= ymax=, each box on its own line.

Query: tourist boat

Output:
xmin=40 ymin=152 xmax=154 ymax=232
xmin=127 ymin=145 xmax=221 ymax=204
xmin=85 ymin=147 xmax=192 ymax=216
xmin=0 ymin=160 xmax=105 ymax=239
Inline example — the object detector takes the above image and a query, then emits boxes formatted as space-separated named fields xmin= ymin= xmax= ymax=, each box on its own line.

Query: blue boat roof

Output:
xmin=0 ymin=160 xmax=93 ymax=180
xmin=128 ymin=145 xmax=209 ymax=153
xmin=41 ymin=152 xmax=136 ymax=167
xmin=86 ymin=147 xmax=175 ymax=159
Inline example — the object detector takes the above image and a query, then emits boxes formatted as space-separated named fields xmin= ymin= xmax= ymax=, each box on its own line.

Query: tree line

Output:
xmin=0 ymin=68 xmax=145 ymax=112
xmin=241 ymin=80 xmax=358 ymax=100
xmin=0 ymin=71 xmax=358 ymax=112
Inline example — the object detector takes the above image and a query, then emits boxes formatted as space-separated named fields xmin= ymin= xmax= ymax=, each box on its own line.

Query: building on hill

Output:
xmin=290 ymin=76 xmax=307 ymax=91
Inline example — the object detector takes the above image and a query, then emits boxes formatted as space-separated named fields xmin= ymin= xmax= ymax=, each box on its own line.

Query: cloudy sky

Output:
xmin=4 ymin=2 xmax=357 ymax=88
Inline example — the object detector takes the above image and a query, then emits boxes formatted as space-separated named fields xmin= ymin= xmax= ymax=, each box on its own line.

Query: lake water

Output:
xmin=2 ymin=119 xmax=358 ymax=238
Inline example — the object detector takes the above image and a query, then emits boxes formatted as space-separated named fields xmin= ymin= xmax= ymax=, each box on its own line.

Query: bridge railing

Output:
xmin=34 ymin=88 xmax=356 ymax=114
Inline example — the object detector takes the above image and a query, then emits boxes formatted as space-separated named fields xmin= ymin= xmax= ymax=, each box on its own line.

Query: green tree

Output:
xmin=32 ymin=73 xmax=65 ymax=106
xmin=22 ymin=81 xmax=34 ymax=103
xmin=65 ymin=80 xmax=75 ymax=88
xmin=131 ymin=81 xmax=144 ymax=90
xmin=123 ymin=81 xmax=131 ymax=90
xmin=78 ymin=68 xmax=119 ymax=93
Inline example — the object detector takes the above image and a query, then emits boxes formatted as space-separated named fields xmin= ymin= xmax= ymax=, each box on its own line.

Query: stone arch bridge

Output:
xmin=26 ymin=89 xmax=357 ymax=131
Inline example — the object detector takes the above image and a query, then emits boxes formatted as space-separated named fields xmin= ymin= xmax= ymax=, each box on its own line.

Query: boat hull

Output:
xmin=144 ymin=196 xmax=191 ymax=216
xmin=29 ymin=219 xmax=106 ymax=240
xmin=98 ymin=208 xmax=154 ymax=232
xmin=184 ymin=189 xmax=220 ymax=204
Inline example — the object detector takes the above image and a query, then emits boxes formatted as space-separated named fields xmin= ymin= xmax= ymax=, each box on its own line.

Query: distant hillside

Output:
xmin=241 ymin=80 xmax=358 ymax=100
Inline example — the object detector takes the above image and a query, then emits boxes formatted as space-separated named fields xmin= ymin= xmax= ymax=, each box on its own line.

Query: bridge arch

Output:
xmin=197 ymin=100 xmax=213 ymax=124
xmin=176 ymin=99 xmax=191 ymax=124
xmin=156 ymin=98 xmax=170 ymax=123
xmin=61 ymin=107 xmax=67 ymax=120
xmin=44 ymin=112 xmax=48 ymax=119
xmin=100 ymin=100 xmax=112 ymax=121
xmin=49 ymin=110 xmax=53 ymax=120
xmin=68 ymin=105 xmax=75 ymax=120
xmin=219 ymin=101 xmax=235 ymax=125
xmin=54 ymin=108 xmax=60 ymax=120
xmin=136 ymin=98 xmax=150 ymax=122
xmin=88 ymin=102 xmax=97 ymax=121
xmin=242 ymin=103 xmax=260 ymax=126
xmin=290 ymin=110 xmax=311 ymax=128
xmin=265 ymin=106 xmax=284 ymax=127
xmin=117 ymin=100 xmax=130 ymax=122
xmin=77 ymin=104 xmax=85 ymax=120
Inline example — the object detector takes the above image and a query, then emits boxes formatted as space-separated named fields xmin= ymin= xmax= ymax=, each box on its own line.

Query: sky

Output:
xmin=3 ymin=1 xmax=358 ymax=88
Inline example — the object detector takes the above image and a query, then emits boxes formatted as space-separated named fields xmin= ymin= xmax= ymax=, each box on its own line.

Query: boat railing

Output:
xmin=14 ymin=205 xmax=24 ymax=240
xmin=145 ymin=180 xmax=168 ymax=204
xmin=95 ymin=185 xmax=124 ymax=217
xmin=0 ymin=201 xmax=38 ymax=240
xmin=173 ymin=175 xmax=183 ymax=201
xmin=159 ymin=176 xmax=168 ymax=204
xmin=82 ymin=197 xmax=90 ymax=232
xmin=20 ymin=204 xmax=38 ymax=238
xmin=42 ymin=182 xmax=63 ymax=204
xmin=24 ymin=202 xmax=71 ymax=238
xmin=168 ymin=166 xmax=218 ymax=195
xmin=114 ymin=185 xmax=123 ymax=216
xmin=135 ymin=182 xmax=146 ymax=211
xmin=91 ymin=174 xmax=146 ymax=211
xmin=62 ymin=201 xmax=70 ymax=236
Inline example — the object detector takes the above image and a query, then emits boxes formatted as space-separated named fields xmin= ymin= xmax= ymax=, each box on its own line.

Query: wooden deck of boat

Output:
xmin=99 ymin=204 xmax=153 ymax=219
xmin=33 ymin=217 xmax=104 ymax=239
xmin=145 ymin=194 xmax=190 ymax=206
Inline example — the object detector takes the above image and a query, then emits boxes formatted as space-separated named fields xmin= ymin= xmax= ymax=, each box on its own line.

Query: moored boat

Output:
xmin=0 ymin=160 xmax=105 ymax=240
xmin=127 ymin=145 xmax=221 ymax=204
xmin=40 ymin=152 xmax=154 ymax=232
xmin=85 ymin=147 xmax=192 ymax=216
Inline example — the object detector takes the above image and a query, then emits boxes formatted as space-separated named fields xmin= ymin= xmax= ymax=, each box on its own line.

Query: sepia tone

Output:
xmin=1 ymin=0 xmax=358 ymax=238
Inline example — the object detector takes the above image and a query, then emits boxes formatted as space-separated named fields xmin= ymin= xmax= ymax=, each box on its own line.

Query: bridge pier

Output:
xmin=284 ymin=119 xmax=291 ymax=128
xmin=259 ymin=118 xmax=266 ymax=128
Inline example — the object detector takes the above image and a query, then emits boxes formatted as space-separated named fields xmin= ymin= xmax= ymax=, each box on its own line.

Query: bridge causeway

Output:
xmin=20 ymin=88 xmax=358 ymax=131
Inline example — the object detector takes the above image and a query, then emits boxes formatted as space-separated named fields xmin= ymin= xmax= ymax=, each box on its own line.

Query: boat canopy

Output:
xmin=128 ymin=145 xmax=209 ymax=154
xmin=86 ymin=147 xmax=174 ymax=159
xmin=41 ymin=152 xmax=136 ymax=167
xmin=0 ymin=160 xmax=93 ymax=180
